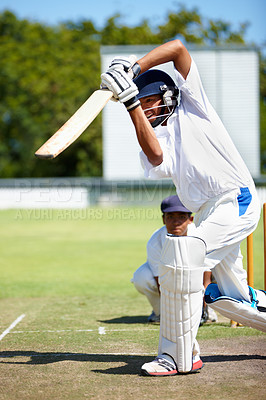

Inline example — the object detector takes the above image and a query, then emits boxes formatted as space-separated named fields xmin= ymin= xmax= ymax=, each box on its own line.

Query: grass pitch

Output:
xmin=0 ymin=207 xmax=265 ymax=400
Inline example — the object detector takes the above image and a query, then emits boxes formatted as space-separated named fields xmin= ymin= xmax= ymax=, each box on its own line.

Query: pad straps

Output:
xmin=249 ymin=286 xmax=258 ymax=309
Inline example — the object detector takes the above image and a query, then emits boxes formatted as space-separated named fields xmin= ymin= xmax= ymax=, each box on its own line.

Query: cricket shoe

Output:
xmin=141 ymin=354 xmax=203 ymax=376
xmin=147 ymin=311 xmax=160 ymax=323
xmin=255 ymin=289 xmax=266 ymax=312
xmin=208 ymin=306 xmax=218 ymax=322
xmin=200 ymin=304 xmax=208 ymax=326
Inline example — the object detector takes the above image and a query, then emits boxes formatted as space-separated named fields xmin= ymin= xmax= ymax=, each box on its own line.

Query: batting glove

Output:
xmin=101 ymin=66 xmax=140 ymax=111
xmin=109 ymin=55 xmax=141 ymax=79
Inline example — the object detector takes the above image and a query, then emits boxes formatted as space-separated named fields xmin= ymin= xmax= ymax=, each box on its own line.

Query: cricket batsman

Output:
xmin=101 ymin=39 xmax=266 ymax=376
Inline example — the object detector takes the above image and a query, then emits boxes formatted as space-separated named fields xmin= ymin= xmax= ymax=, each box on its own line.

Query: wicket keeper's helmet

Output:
xmin=134 ymin=69 xmax=180 ymax=127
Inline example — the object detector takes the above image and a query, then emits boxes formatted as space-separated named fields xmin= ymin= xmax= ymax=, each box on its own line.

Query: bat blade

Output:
xmin=35 ymin=89 xmax=113 ymax=159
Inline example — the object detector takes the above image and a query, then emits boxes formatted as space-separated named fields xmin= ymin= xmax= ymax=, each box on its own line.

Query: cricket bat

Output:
xmin=35 ymin=89 xmax=113 ymax=159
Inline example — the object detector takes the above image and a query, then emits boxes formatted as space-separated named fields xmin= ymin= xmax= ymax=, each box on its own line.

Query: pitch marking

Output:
xmin=0 ymin=314 xmax=26 ymax=341
xmin=10 ymin=327 xmax=158 ymax=335
xmin=0 ymin=352 xmax=156 ymax=359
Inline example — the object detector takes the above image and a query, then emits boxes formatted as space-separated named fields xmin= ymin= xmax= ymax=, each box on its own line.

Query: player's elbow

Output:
xmin=172 ymin=39 xmax=184 ymax=48
xmin=168 ymin=39 xmax=186 ymax=56
xmin=148 ymin=151 xmax=163 ymax=166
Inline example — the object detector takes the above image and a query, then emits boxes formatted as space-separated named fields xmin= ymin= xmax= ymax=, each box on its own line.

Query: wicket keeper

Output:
xmin=132 ymin=194 xmax=217 ymax=325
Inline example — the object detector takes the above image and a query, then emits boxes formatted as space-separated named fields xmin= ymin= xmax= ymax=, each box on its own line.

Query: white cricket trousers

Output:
xmin=193 ymin=186 xmax=261 ymax=302
xmin=131 ymin=263 xmax=160 ymax=316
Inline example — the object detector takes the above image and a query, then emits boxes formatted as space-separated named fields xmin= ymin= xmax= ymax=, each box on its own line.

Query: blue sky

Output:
xmin=1 ymin=0 xmax=265 ymax=49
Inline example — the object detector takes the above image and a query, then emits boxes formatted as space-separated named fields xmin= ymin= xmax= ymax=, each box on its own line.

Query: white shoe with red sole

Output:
xmin=141 ymin=354 xmax=203 ymax=376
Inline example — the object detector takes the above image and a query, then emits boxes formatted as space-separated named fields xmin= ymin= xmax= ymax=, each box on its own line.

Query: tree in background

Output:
xmin=0 ymin=5 xmax=264 ymax=178
xmin=0 ymin=11 xmax=101 ymax=177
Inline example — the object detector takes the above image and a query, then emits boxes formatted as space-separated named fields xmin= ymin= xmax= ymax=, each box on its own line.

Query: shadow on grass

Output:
xmin=0 ymin=351 xmax=150 ymax=374
xmin=98 ymin=315 xmax=150 ymax=324
xmin=98 ymin=317 xmax=229 ymax=327
xmin=0 ymin=351 xmax=265 ymax=375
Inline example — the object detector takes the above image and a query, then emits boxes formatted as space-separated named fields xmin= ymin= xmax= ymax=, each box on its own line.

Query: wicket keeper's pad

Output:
xmin=158 ymin=235 xmax=206 ymax=373
xmin=205 ymin=283 xmax=266 ymax=332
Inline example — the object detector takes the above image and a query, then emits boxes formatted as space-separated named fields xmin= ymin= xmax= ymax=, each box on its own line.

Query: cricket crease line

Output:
xmin=98 ymin=327 xmax=106 ymax=335
xmin=0 ymin=314 xmax=26 ymax=342
xmin=0 ymin=352 xmax=157 ymax=359
xmin=11 ymin=329 xmax=94 ymax=334
xmin=10 ymin=327 xmax=158 ymax=334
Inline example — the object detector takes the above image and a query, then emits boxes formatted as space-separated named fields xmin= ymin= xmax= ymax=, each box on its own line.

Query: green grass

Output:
xmin=0 ymin=207 xmax=265 ymax=400
xmin=1 ymin=207 xmax=264 ymax=298
xmin=0 ymin=208 xmax=160 ymax=298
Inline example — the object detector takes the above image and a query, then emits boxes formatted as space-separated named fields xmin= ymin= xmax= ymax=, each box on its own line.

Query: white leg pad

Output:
xmin=205 ymin=284 xmax=266 ymax=332
xmin=158 ymin=235 xmax=206 ymax=373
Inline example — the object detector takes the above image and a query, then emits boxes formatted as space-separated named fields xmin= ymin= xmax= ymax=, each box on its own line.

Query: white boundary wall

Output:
xmin=0 ymin=178 xmax=266 ymax=209
xmin=1 ymin=187 xmax=266 ymax=209
xmin=0 ymin=179 xmax=89 ymax=209
xmin=0 ymin=187 xmax=88 ymax=209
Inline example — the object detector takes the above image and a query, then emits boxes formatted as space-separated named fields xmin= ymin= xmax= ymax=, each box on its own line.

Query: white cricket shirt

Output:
xmin=140 ymin=59 xmax=254 ymax=213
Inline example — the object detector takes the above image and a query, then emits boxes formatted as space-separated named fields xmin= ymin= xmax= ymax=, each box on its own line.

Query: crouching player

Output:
xmin=131 ymin=195 xmax=217 ymax=325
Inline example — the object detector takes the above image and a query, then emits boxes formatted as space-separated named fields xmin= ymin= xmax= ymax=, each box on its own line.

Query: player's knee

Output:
xmin=132 ymin=263 xmax=156 ymax=293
